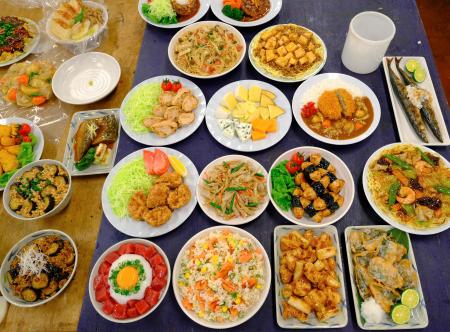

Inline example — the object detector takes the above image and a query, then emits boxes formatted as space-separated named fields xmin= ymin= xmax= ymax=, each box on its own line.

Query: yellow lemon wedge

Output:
xmin=168 ymin=155 xmax=187 ymax=177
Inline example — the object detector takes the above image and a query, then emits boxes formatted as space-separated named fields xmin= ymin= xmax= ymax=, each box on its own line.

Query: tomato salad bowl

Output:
xmin=89 ymin=239 xmax=170 ymax=323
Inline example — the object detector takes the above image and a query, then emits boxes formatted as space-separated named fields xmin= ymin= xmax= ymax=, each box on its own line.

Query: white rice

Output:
xmin=301 ymin=78 xmax=363 ymax=104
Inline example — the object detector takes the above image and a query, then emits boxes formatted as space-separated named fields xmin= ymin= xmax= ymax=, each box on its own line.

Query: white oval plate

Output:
xmin=172 ymin=225 xmax=271 ymax=329
xmin=197 ymin=155 xmax=269 ymax=225
xmin=0 ymin=229 xmax=78 ymax=307
xmin=292 ymin=73 xmax=381 ymax=145
xmin=268 ymin=146 xmax=354 ymax=227
xmin=211 ymin=0 xmax=282 ymax=27
xmin=168 ymin=21 xmax=246 ymax=79
xmin=45 ymin=1 xmax=108 ymax=46
xmin=52 ymin=52 xmax=121 ymax=105
xmin=0 ymin=17 xmax=40 ymax=68
xmin=88 ymin=238 xmax=170 ymax=323
xmin=206 ymin=79 xmax=292 ymax=152
xmin=248 ymin=24 xmax=327 ymax=83
xmin=363 ymin=143 xmax=450 ymax=235
xmin=119 ymin=75 xmax=206 ymax=146
xmin=102 ymin=147 xmax=198 ymax=238
xmin=0 ymin=117 xmax=44 ymax=191
xmin=138 ymin=0 xmax=210 ymax=29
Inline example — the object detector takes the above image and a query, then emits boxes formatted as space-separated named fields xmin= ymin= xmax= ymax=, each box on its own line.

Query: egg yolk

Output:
xmin=116 ymin=266 xmax=139 ymax=290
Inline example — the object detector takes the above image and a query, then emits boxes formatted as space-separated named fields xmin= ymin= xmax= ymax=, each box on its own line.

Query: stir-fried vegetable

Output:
xmin=384 ymin=154 xmax=413 ymax=170
xmin=388 ymin=181 xmax=401 ymax=206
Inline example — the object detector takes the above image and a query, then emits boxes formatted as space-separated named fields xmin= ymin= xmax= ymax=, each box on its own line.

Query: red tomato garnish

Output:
xmin=143 ymin=150 xmax=155 ymax=175
xmin=171 ymin=80 xmax=182 ymax=92
xmin=149 ymin=254 xmax=164 ymax=269
xmin=291 ymin=152 xmax=304 ymax=167
xmin=285 ymin=160 xmax=300 ymax=175
xmin=301 ymin=101 xmax=318 ymax=118
xmin=135 ymin=300 xmax=151 ymax=315
xmin=134 ymin=244 xmax=147 ymax=257
xmin=93 ymin=275 xmax=104 ymax=290
xmin=95 ymin=286 xmax=109 ymax=303
xmin=127 ymin=299 xmax=139 ymax=308
xmin=161 ymin=79 xmax=172 ymax=91
xmin=112 ymin=303 xmax=128 ymax=319
xmin=19 ymin=123 xmax=31 ymax=136
xmin=126 ymin=307 xmax=139 ymax=318
xmin=151 ymin=277 xmax=166 ymax=291
xmin=153 ymin=264 xmax=168 ymax=279
xmin=22 ymin=136 xmax=32 ymax=142
xmin=102 ymin=299 xmax=115 ymax=315
xmin=153 ymin=149 xmax=169 ymax=175
xmin=145 ymin=288 xmax=160 ymax=308
xmin=143 ymin=245 xmax=157 ymax=263
xmin=98 ymin=261 xmax=111 ymax=275
xmin=105 ymin=251 xmax=120 ymax=265
xmin=118 ymin=243 xmax=135 ymax=255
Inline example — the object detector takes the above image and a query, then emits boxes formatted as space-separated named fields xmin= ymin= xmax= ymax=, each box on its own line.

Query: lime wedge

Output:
xmin=414 ymin=68 xmax=427 ymax=83
xmin=168 ymin=155 xmax=187 ymax=177
xmin=405 ymin=59 xmax=419 ymax=73
xmin=401 ymin=289 xmax=420 ymax=309
xmin=391 ymin=304 xmax=411 ymax=324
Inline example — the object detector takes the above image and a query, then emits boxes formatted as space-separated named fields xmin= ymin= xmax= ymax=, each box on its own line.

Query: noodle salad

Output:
xmin=177 ymin=229 xmax=266 ymax=323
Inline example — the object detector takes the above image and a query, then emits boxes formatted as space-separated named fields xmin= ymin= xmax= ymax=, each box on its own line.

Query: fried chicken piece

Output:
xmin=155 ymin=172 xmax=182 ymax=189
xmin=146 ymin=184 xmax=169 ymax=208
xmin=167 ymin=184 xmax=191 ymax=209
xmin=143 ymin=206 xmax=172 ymax=227
xmin=128 ymin=191 xmax=147 ymax=220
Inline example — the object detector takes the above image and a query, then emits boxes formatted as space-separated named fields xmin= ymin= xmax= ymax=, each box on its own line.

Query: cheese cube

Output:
xmin=249 ymin=85 xmax=262 ymax=103
xmin=218 ymin=118 xmax=233 ymax=130
xmin=215 ymin=106 xmax=230 ymax=119
xmin=235 ymin=122 xmax=252 ymax=142
xmin=235 ymin=85 xmax=248 ymax=101
xmin=257 ymin=106 xmax=270 ymax=120
xmin=221 ymin=92 xmax=238 ymax=110
xmin=222 ymin=125 xmax=236 ymax=138
xmin=260 ymin=94 xmax=274 ymax=107
xmin=268 ymin=104 xmax=285 ymax=119
xmin=262 ymin=90 xmax=276 ymax=99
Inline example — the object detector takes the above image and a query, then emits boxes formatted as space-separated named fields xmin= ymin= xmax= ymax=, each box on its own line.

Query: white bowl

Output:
xmin=292 ymin=73 xmax=381 ymax=145
xmin=172 ymin=225 xmax=271 ymax=329
xmin=52 ymin=52 xmax=121 ymax=105
xmin=0 ymin=117 xmax=44 ymax=191
xmin=211 ymin=0 xmax=282 ymax=27
xmin=45 ymin=1 xmax=108 ymax=47
xmin=2 ymin=159 xmax=73 ymax=221
xmin=0 ymin=229 xmax=78 ymax=307
xmin=168 ymin=21 xmax=246 ymax=79
xmin=138 ymin=0 xmax=210 ymax=29
xmin=196 ymin=155 xmax=269 ymax=225
xmin=88 ymin=238 xmax=171 ymax=323
xmin=362 ymin=143 xmax=450 ymax=235
xmin=268 ymin=146 xmax=354 ymax=227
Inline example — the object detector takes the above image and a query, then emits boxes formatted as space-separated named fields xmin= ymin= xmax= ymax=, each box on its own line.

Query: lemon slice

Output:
xmin=168 ymin=155 xmax=187 ymax=177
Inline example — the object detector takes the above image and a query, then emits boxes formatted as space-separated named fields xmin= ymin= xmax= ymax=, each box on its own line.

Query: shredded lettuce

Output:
xmin=142 ymin=0 xmax=178 ymax=24
xmin=271 ymin=160 xmax=296 ymax=211
xmin=123 ymin=82 xmax=162 ymax=133
xmin=107 ymin=157 xmax=154 ymax=217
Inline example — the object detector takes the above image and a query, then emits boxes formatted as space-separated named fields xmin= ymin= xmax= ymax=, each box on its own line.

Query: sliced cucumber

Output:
xmin=405 ymin=59 xmax=419 ymax=73
xmin=401 ymin=289 xmax=420 ymax=309
xmin=391 ymin=304 xmax=411 ymax=324
xmin=414 ymin=68 xmax=427 ymax=83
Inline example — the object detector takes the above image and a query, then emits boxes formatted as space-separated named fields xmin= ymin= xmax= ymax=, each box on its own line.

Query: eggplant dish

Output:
xmin=7 ymin=235 xmax=75 ymax=302
xmin=8 ymin=164 xmax=69 ymax=218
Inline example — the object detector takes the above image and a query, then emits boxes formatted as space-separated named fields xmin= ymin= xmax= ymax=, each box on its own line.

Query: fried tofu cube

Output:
xmin=304 ymin=31 xmax=312 ymax=39
xmin=306 ymin=51 xmax=317 ymax=63
xmin=0 ymin=125 xmax=11 ymax=137
xmin=308 ymin=42 xmax=316 ymax=51
xmin=285 ymin=42 xmax=298 ymax=53
xmin=275 ymin=56 xmax=289 ymax=67
xmin=299 ymin=34 xmax=309 ymax=45
xmin=276 ymin=45 xmax=287 ymax=57
xmin=5 ymin=145 xmax=21 ymax=155
xmin=0 ymin=136 xmax=16 ymax=146
xmin=259 ymin=49 xmax=266 ymax=61
xmin=264 ymin=37 xmax=277 ymax=50
xmin=277 ymin=35 xmax=289 ymax=46
xmin=260 ymin=30 xmax=274 ymax=40
xmin=285 ymin=52 xmax=294 ymax=60
xmin=299 ymin=56 xmax=308 ymax=65
xmin=266 ymin=49 xmax=276 ymax=62
xmin=294 ymin=47 xmax=305 ymax=59
xmin=289 ymin=57 xmax=298 ymax=66
xmin=288 ymin=33 xmax=299 ymax=41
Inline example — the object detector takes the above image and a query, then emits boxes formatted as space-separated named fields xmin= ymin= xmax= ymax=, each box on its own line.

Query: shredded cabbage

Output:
xmin=107 ymin=157 xmax=154 ymax=217
xmin=142 ymin=0 xmax=178 ymax=24
xmin=123 ymin=82 xmax=162 ymax=133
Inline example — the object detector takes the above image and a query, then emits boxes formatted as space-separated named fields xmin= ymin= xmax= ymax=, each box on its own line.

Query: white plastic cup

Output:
xmin=341 ymin=11 xmax=396 ymax=74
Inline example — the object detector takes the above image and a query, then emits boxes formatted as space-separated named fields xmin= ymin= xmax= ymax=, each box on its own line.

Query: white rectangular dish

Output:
xmin=63 ymin=108 xmax=120 ymax=176
xmin=382 ymin=56 xmax=449 ymax=146
xmin=344 ymin=225 xmax=428 ymax=330
xmin=274 ymin=225 xmax=348 ymax=329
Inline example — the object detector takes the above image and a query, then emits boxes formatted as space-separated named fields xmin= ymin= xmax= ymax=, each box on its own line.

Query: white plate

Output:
xmin=172 ymin=225 xmax=271 ymax=329
xmin=52 ymin=52 xmax=121 ymax=105
xmin=102 ymin=147 xmax=198 ymax=238
xmin=138 ymin=0 xmax=210 ymax=29
xmin=45 ymin=1 xmax=108 ymax=46
xmin=119 ymin=75 xmax=206 ymax=146
xmin=345 ymin=225 xmax=429 ymax=330
xmin=382 ymin=57 xmax=449 ymax=146
xmin=62 ymin=109 xmax=120 ymax=176
xmin=362 ymin=143 xmax=450 ymax=235
xmin=211 ymin=0 xmax=282 ymax=27
xmin=248 ymin=24 xmax=327 ymax=83
xmin=196 ymin=155 xmax=269 ymax=225
xmin=168 ymin=21 xmax=246 ymax=79
xmin=0 ymin=117 xmax=44 ymax=191
xmin=206 ymin=79 xmax=292 ymax=152
xmin=274 ymin=225 xmax=348 ymax=328
xmin=88 ymin=238 xmax=170 ymax=323
xmin=268 ymin=146 xmax=354 ymax=227
xmin=292 ymin=73 xmax=381 ymax=145
xmin=0 ymin=229 xmax=78 ymax=307
xmin=0 ymin=17 xmax=40 ymax=68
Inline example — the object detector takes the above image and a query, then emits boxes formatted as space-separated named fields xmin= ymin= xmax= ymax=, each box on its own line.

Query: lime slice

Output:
xmin=168 ymin=155 xmax=187 ymax=177
xmin=414 ymin=68 xmax=427 ymax=83
xmin=391 ymin=304 xmax=411 ymax=324
xmin=405 ymin=59 xmax=419 ymax=73
xmin=401 ymin=289 xmax=420 ymax=309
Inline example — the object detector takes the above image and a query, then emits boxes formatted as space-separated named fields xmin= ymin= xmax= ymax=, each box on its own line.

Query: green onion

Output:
xmin=231 ymin=163 xmax=244 ymax=173
xmin=384 ymin=154 xmax=413 ymax=170
xmin=225 ymin=186 xmax=247 ymax=192
xmin=209 ymin=202 xmax=222 ymax=210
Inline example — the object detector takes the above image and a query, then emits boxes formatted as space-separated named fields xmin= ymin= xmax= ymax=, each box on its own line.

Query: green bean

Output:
xmin=435 ymin=185 xmax=450 ymax=195
xmin=209 ymin=202 xmax=222 ymax=210
xmin=231 ymin=163 xmax=244 ymax=173
xmin=225 ymin=186 xmax=247 ymax=192
xmin=388 ymin=181 xmax=401 ymax=206
xmin=246 ymin=202 xmax=259 ymax=207
xmin=417 ymin=148 xmax=435 ymax=166
xmin=402 ymin=204 xmax=415 ymax=216
xmin=225 ymin=193 xmax=236 ymax=215
xmin=254 ymin=172 xmax=265 ymax=178
xmin=384 ymin=154 xmax=413 ymax=170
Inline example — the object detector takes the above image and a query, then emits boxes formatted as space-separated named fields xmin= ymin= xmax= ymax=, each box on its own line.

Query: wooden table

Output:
xmin=0 ymin=1 xmax=145 ymax=331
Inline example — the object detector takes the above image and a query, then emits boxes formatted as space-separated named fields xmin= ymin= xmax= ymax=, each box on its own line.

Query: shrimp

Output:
xmin=396 ymin=186 xmax=416 ymax=204
xmin=414 ymin=160 xmax=432 ymax=175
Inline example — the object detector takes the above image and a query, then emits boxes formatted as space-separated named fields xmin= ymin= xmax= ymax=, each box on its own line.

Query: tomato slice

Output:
xmin=102 ymin=274 xmax=110 ymax=289
xmin=153 ymin=264 xmax=168 ymax=279
xmin=98 ymin=261 xmax=111 ymax=275
xmin=93 ymin=275 xmax=104 ymax=290
xmin=102 ymin=299 xmax=115 ymax=315
xmin=149 ymin=254 xmax=164 ymax=269
xmin=118 ymin=243 xmax=135 ymax=255
xmin=143 ymin=245 xmax=157 ymax=263
xmin=95 ymin=286 xmax=109 ymax=303
xmin=151 ymin=277 xmax=166 ymax=291
xmin=134 ymin=244 xmax=147 ymax=257
xmin=144 ymin=287 xmax=160 ymax=308
xmin=105 ymin=251 xmax=120 ymax=265
xmin=135 ymin=299 xmax=151 ymax=315
xmin=152 ymin=149 xmax=169 ymax=175
xmin=112 ymin=303 xmax=127 ymax=319
xmin=143 ymin=150 xmax=155 ymax=175
xmin=126 ymin=307 xmax=139 ymax=318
